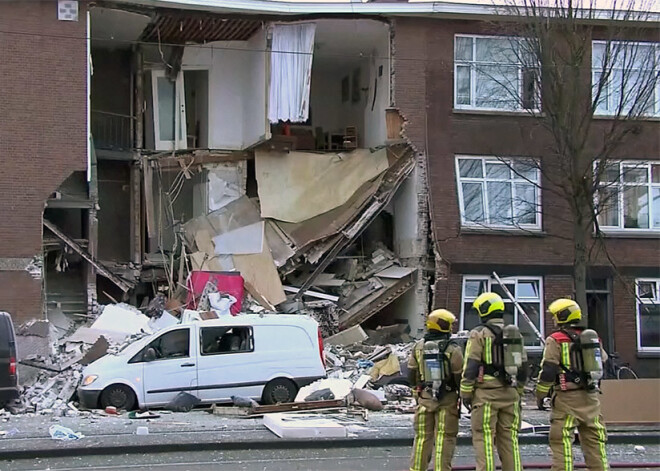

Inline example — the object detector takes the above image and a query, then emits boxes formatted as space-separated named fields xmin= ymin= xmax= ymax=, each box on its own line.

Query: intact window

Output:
xmin=456 ymin=156 xmax=541 ymax=229
xmin=636 ymin=279 xmax=660 ymax=352
xmin=461 ymin=276 xmax=544 ymax=349
xmin=592 ymin=41 xmax=659 ymax=117
xmin=596 ymin=161 xmax=660 ymax=231
xmin=454 ymin=35 xmax=540 ymax=112
xmin=200 ymin=326 xmax=253 ymax=355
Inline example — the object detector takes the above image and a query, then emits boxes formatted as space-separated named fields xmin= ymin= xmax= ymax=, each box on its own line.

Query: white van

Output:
xmin=77 ymin=314 xmax=326 ymax=410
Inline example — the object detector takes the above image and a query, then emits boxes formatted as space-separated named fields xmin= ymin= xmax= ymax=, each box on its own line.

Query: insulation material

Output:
xmin=212 ymin=221 xmax=264 ymax=255
xmin=233 ymin=246 xmax=286 ymax=306
xmin=90 ymin=304 xmax=150 ymax=335
xmin=207 ymin=162 xmax=246 ymax=212
xmin=255 ymin=148 xmax=389 ymax=223
xmin=186 ymin=271 xmax=244 ymax=314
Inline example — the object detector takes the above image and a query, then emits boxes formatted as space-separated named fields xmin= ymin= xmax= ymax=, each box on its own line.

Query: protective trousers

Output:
xmin=470 ymin=387 xmax=522 ymax=471
xmin=549 ymin=390 xmax=609 ymax=471
xmin=410 ymin=401 xmax=459 ymax=471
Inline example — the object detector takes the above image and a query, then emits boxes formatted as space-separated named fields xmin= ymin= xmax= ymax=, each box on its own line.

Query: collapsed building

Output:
xmin=38 ymin=4 xmax=433 ymax=343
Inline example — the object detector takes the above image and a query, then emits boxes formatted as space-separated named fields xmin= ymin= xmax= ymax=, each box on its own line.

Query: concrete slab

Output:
xmin=263 ymin=413 xmax=347 ymax=439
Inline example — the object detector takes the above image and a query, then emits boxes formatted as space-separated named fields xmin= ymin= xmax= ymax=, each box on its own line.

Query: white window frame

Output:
xmin=455 ymin=155 xmax=542 ymax=230
xmin=454 ymin=34 xmax=540 ymax=112
xmin=592 ymin=40 xmax=660 ymax=118
xmin=635 ymin=278 xmax=660 ymax=353
xmin=460 ymin=275 xmax=545 ymax=351
xmin=595 ymin=160 xmax=660 ymax=233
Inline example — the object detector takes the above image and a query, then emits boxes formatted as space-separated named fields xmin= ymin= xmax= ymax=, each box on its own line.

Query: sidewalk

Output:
xmin=0 ymin=404 xmax=657 ymax=460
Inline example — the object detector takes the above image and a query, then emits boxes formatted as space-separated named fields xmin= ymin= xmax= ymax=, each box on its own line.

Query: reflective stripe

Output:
xmin=562 ymin=415 xmax=575 ymax=471
xmin=434 ymin=408 xmax=446 ymax=471
xmin=594 ymin=416 xmax=609 ymax=470
xmin=463 ymin=339 xmax=473 ymax=370
xmin=484 ymin=337 xmax=493 ymax=364
xmin=416 ymin=345 xmax=425 ymax=382
xmin=411 ymin=406 xmax=427 ymax=471
xmin=483 ymin=403 xmax=494 ymax=471
xmin=537 ymin=383 xmax=551 ymax=393
xmin=561 ymin=343 xmax=571 ymax=369
xmin=512 ymin=401 xmax=522 ymax=471
xmin=460 ymin=384 xmax=474 ymax=393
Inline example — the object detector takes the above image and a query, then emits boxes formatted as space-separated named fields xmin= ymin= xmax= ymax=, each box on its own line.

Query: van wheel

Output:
xmin=100 ymin=384 xmax=136 ymax=410
xmin=262 ymin=378 xmax=297 ymax=404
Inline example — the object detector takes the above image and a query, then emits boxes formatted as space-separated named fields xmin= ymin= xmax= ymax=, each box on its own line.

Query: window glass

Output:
xmin=623 ymin=186 xmax=649 ymax=229
xmin=653 ymin=188 xmax=660 ymax=228
xmin=492 ymin=282 xmax=515 ymax=299
xmin=462 ymin=182 xmax=485 ymax=222
xmin=638 ymin=281 xmax=656 ymax=299
xmin=201 ymin=326 xmax=253 ymax=355
xmin=623 ymin=166 xmax=648 ymax=184
xmin=597 ymin=186 xmax=619 ymax=227
xmin=652 ymin=164 xmax=660 ymax=184
xmin=475 ymin=66 xmax=518 ymax=109
xmin=639 ymin=304 xmax=660 ymax=349
xmin=459 ymin=159 xmax=483 ymax=178
xmin=456 ymin=66 xmax=471 ymax=105
xmin=148 ymin=329 xmax=190 ymax=360
xmin=457 ymin=157 xmax=540 ymax=228
xmin=464 ymin=279 xmax=487 ymax=298
xmin=519 ymin=302 xmax=542 ymax=347
xmin=455 ymin=36 xmax=473 ymax=61
xmin=518 ymin=280 xmax=539 ymax=298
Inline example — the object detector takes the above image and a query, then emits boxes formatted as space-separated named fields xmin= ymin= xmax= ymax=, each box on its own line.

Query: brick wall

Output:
xmin=394 ymin=17 xmax=659 ymax=374
xmin=0 ymin=1 xmax=88 ymax=323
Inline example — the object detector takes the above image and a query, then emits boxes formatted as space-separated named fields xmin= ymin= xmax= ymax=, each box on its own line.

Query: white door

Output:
xmin=196 ymin=326 xmax=262 ymax=402
xmin=142 ymin=327 xmax=198 ymax=406
xmin=152 ymin=70 xmax=187 ymax=151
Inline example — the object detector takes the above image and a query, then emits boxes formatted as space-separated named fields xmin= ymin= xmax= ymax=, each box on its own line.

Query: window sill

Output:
xmin=637 ymin=351 xmax=660 ymax=359
xmin=461 ymin=226 xmax=546 ymax=237
xmin=598 ymin=230 xmax=660 ymax=239
xmin=453 ymin=108 xmax=543 ymax=118
xmin=593 ymin=114 xmax=660 ymax=122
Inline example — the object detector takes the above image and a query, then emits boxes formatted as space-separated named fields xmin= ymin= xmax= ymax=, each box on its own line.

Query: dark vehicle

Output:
xmin=0 ymin=312 xmax=19 ymax=406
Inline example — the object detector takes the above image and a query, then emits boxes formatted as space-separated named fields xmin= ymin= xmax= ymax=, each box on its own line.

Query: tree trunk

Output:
xmin=573 ymin=218 xmax=589 ymax=326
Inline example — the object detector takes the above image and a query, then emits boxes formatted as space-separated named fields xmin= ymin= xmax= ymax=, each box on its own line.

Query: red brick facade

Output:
xmin=394 ymin=17 xmax=659 ymax=376
xmin=0 ymin=1 xmax=88 ymax=322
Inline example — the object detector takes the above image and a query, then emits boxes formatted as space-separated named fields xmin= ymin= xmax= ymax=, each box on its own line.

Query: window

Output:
xmin=456 ymin=156 xmax=541 ymax=228
xmin=461 ymin=276 xmax=544 ymax=348
xmin=592 ymin=41 xmax=659 ymax=117
xmin=454 ymin=35 xmax=540 ymax=111
xmin=132 ymin=328 xmax=190 ymax=362
xmin=200 ymin=326 xmax=253 ymax=355
xmin=596 ymin=161 xmax=660 ymax=231
xmin=636 ymin=279 xmax=660 ymax=352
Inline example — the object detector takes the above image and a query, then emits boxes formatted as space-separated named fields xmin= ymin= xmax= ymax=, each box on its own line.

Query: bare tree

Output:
xmin=464 ymin=0 xmax=660 ymax=320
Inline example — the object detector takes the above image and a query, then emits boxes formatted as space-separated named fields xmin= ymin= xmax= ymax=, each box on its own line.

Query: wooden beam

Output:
xmin=43 ymin=219 xmax=132 ymax=293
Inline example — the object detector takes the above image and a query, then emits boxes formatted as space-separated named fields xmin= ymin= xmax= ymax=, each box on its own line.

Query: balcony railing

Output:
xmin=91 ymin=110 xmax=134 ymax=151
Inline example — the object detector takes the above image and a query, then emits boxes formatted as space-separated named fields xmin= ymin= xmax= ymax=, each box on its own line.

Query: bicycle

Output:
xmin=604 ymin=352 xmax=639 ymax=380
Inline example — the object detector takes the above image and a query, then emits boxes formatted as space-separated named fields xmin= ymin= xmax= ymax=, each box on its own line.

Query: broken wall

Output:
xmin=0 ymin=1 xmax=88 ymax=323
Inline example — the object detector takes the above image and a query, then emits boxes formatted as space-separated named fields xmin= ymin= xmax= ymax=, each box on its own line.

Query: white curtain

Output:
xmin=268 ymin=23 xmax=316 ymax=123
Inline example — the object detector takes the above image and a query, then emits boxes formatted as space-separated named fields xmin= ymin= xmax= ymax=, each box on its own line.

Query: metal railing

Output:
xmin=91 ymin=110 xmax=134 ymax=151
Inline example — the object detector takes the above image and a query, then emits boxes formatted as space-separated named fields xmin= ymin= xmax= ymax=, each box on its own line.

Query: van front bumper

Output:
xmin=78 ymin=388 xmax=102 ymax=410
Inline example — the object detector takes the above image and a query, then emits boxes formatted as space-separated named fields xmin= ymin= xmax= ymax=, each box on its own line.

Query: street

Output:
xmin=2 ymin=443 xmax=659 ymax=471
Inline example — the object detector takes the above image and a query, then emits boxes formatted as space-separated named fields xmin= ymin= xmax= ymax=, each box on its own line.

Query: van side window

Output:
xmin=144 ymin=328 xmax=190 ymax=361
xmin=200 ymin=326 xmax=253 ymax=355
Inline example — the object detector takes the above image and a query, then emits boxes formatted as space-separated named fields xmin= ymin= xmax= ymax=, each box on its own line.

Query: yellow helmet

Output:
xmin=473 ymin=292 xmax=505 ymax=318
xmin=426 ymin=309 xmax=456 ymax=333
xmin=548 ymin=298 xmax=582 ymax=324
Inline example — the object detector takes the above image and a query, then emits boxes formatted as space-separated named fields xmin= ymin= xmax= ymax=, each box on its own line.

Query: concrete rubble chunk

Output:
xmin=263 ymin=413 xmax=347 ymax=439
xmin=325 ymin=325 xmax=368 ymax=347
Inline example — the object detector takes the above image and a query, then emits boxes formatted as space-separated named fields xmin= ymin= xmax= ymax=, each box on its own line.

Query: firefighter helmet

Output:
xmin=473 ymin=292 xmax=505 ymax=318
xmin=548 ymin=298 xmax=582 ymax=325
xmin=426 ymin=309 xmax=456 ymax=333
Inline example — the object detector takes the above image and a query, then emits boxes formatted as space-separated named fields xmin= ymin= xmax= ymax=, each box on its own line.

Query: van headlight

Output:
xmin=82 ymin=375 xmax=98 ymax=387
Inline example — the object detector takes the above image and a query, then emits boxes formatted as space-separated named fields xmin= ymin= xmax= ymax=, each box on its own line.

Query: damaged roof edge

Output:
xmin=105 ymin=0 xmax=660 ymax=21
xmin=106 ymin=0 xmax=497 ymax=17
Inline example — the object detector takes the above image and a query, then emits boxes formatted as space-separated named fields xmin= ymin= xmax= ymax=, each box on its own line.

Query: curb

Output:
xmin=0 ymin=432 xmax=657 ymax=460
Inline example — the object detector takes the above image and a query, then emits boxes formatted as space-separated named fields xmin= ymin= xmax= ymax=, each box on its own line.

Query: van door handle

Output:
xmin=181 ymin=363 xmax=195 ymax=367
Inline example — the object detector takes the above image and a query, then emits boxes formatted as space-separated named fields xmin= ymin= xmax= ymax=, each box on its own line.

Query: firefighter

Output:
xmin=460 ymin=292 xmax=528 ymax=471
xmin=408 ymin=309 xmax=463 ymax=471
xmin=536 ymin=298 xmax=609 ymax=471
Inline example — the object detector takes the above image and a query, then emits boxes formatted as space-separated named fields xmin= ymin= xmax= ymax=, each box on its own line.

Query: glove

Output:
xmin=462 ymin=395 xmax=473 ymax=412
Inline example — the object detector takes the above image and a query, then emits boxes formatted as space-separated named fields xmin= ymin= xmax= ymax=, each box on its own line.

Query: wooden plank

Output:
xmin=252 ymin=399 xmax=345 ymax=415
xmin=43 ymin=219 xmax=132 ymax=292
xmin=233 ymin=246 xmax=286 ymax=306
